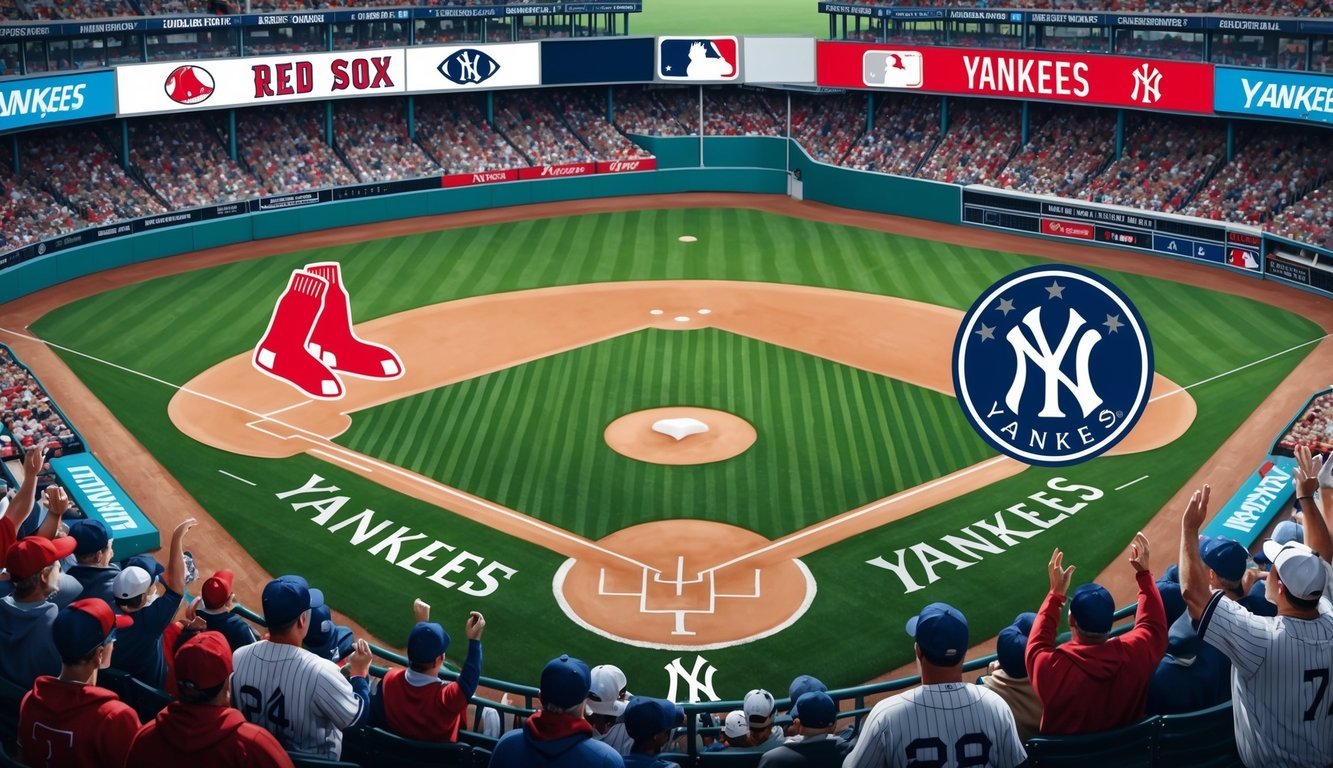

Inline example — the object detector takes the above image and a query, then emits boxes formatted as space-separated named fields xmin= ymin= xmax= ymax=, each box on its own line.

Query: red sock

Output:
xmin=304 ymin=262 xmax=403 ymax=379
xmin=252 ymin=270 xmax=344 ymax=400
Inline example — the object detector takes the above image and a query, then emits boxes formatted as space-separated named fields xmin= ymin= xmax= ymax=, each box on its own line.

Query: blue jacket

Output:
xmin=1145 ymin=612 xmax=1230 ymax=716
xmin=490 ymin=712 xmax=624 ymax=768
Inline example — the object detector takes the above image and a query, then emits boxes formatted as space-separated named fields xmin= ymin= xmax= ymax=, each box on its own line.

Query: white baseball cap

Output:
xmin=722 ymin=710 xmax=749 ymax=739
xmin=586 ymin=664 xmax=630 ymax=716
xmin=743 ymin=688 xmax=776 ymax=726
xmin=1262 ymin=540 xmax=1327 ymax=601
xmin=112 ymin=566 xmax=153 ymax=600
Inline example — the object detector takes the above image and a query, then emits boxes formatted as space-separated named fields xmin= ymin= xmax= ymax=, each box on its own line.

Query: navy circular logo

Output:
xmin=952 ymin=265 xmax=1154 ymax=467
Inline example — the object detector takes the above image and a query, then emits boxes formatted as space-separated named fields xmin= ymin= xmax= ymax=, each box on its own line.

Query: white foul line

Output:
xmin=218 ymin=470 xmax=257 ymax=486
xmin=1115 ymin=475 xmax=1150 ymax=491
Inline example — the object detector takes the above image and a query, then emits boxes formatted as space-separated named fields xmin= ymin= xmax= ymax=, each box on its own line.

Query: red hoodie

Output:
xmin=379 ymin=668 xmax=470 ymax=742
xmin=18 ymin=676 xmax=140 ymax=768
xmin=125 ymin=701 xmax=294 ymax=768
xmin=1026 ymin=569 xmax=1168 ymax=735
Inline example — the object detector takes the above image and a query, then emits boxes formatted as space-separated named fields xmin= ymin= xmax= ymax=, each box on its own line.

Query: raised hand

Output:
xmin=1295 ymin=445 xmax=1319 ymax=499
xmin=413 ymin=598 xmax=430 ymax=624
xmin=465 ymin=611 xmax=486 ymax=641
xmin=347 ymin=638 xmax=373 ymax=677
xmin=1128 ymin=531 xmax=1151 ymax=573
xmin=1181 ymin=485 xmax=1210 ymax=533
xmin=1049 ymin=548 xmax=1075 ymax=597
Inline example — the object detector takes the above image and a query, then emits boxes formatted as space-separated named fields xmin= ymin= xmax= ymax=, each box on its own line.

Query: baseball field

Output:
xmin=17 ymin=201 xmax=1324 ymax=699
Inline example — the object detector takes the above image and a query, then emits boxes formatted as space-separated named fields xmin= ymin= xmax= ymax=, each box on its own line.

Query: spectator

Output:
xmin=1145 ymin=610 xmax=1231 ymax=716
xmin=230 ymin=574 xmax=372 ymax=759
xmin=977 ymin=612 xmax=1041 ymax=741
xmin=781 ymin=674 xmax=829 ymax=737
xmin=758 ymin=691 xmax=850 ymax=767
xmin=0 ymin=534 xmax=77 ymax=686
xmin=1199 ymin=535 xmax=1276 ymax=616
xmin=1027 ymin=535 xmax=1167 ymax=735
xmin=16 ymin=598 xmax=138 ymax=768
xmin=65 ymin=518 xmax=120 ymax=606
xmin=303 ymin=603 xmax=354 ymax=663
xmin=126 ymin=630 xmax=294 ymax=768
xmin=742 ymin=688 xmax=785 ymax=751
xmin=370 ymin=598 xmax=485 ymax=743
xmin=622 ymin=696 xmax=685 ymax=768
xmin=197 ymin=568 xmax=257 ymax=651
xmin=844 ymin=603 xmax=1026 ymax=768
xmin=112 ymin=517 xmax=195 ymax=688
xmin=335 ymin=99 xmax=441 ymax=182
xmin=587 ymin=663 xmax=634 ymax=755
xmin=490 ymin=653 xmax=624 ymax=768
xmin=705 ymin=710 xmax=752 ymax=752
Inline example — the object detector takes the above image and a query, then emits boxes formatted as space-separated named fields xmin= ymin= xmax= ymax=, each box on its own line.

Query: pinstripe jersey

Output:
xmin=843 ymin=682 xmax=1027 ymax=768
xmin=1198 ymin=589 xmax=1333 ymax=768
xmin=230 ymin=640 xmax=365 ymax=759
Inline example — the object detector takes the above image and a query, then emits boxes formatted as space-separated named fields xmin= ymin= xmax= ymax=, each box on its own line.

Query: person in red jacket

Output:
xmin=1026 ymin=531 xmax=1168 ymax=735
xmin=370 ymin=597 xmax=486 ymax=742
xmin=17 ymin=598 xmax=139 ymax=768
xmin=125 ymin=631 xmax=293 ymax=768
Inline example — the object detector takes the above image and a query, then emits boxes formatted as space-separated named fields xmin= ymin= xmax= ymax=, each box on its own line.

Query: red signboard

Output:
xmin=596 ymin=158 xmax=658 ymax=174
xmin=816 ymin=42 xmax=1214 ymax=114
xmin=1042 ymin=218 xmax=1094 ymax=240
xmin=517 ymin=163 xmax=596 ymax=181
xmin=441 ymin=169 xmax=520 ymax=188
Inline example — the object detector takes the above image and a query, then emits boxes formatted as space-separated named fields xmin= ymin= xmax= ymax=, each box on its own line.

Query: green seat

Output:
xmin=1024 ymin=717 xmax=1158 ymax=768
xmin=696 ymin=748 xmax=766 ymax=766
xmin=1155 ymin=702 xmax=1242 ymax=768
xmin=366 ymin=726 xmax=473 ymax=768
xmin=288 ymin=754 xmax=361 ymax=768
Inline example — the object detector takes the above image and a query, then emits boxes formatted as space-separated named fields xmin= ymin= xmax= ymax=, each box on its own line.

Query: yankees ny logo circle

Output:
xmin=952 ymin=265 xmax=1153 ymax=466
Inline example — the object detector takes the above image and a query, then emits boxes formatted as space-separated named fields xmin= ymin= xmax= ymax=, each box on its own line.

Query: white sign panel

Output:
xmin=405 ymin=43 xmax=541 ymax=93
xmin=116 ymin=48 xmax=406 ymax=116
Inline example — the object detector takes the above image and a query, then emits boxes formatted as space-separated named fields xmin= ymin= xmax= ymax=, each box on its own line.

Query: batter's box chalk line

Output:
xmin=597 ymin=562 xmax=762 ymax=636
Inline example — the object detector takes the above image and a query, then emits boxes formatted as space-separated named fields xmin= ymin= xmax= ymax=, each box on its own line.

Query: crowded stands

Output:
xmin=334 ymin=99 xmax=441 ymax=183
xmin=493 ymin=90 xmax=597 ymax=165
xmin=414 ymin=95 xmax=529 ymax=175
xmin=914 ymin=100 xmax=1021 ymax=185
xmin=127 ymin=118 xmax=268 ymax=208
xmin=238 ymin=105 xmax=360 ymax=193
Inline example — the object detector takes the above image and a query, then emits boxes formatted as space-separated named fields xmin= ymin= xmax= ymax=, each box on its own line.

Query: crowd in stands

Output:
xmin=702 ymin=90 xmax=784 ymax=137
xmin=238 ymin=105 xmax=360 ymax=192
xmin=1271 ymin=181 xmax=1333 ymax=247
xmin=414 ymin=95 xmax=529 ymax=175
xmin=1180 ymin=129 xmax=1332 ymax=229
xmin=493 ymin=91 xmax=596 ymax=165
xmin=19 ymin=129 xmax=166 ymax=226
xmin=0 ymin=347 xmax=80 ymax=459
xmin=1279 ymin=391 xmax=1333 ymax=455
xmin=0 ymin=161 xmax=84 ymax=251
xmin=788 ymin=94 xmax=865 ymax=166
xmin=1074 ymin=114 xmax=1225 ymax=214
xmin=857 ymin=0 xmax=1330 ymax=15
xmin=547 ymin=90 xmax=655 ymax=161
xmin=914 ymin=100 xmax=1021 ymax=185
xmin=128 ymin=118 xmax=268 ymax=208
xmin=841 ymin=94 xmax=941 ymax=177
xmin=992 ymin=107 xmax=1113 ymax=197
xmin=612 ymin=87 xmax=699 ymax=136
xmin=334 ymin=100 xmax=441 ymax=183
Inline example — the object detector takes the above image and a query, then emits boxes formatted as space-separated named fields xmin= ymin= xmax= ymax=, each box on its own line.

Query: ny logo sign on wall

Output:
xmin=952 ymin=265 xmax=1153 ymax=466
xmin=664 ymin=655 xmax=721 ymax=703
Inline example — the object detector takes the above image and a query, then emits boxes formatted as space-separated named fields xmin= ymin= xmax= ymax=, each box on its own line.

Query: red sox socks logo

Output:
xmin=252 ymin=262 xmax=403 ymax=399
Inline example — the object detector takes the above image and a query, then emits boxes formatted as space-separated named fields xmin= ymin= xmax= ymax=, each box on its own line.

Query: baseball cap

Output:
xmin=261 ymin=575 xmax=324 ymax=628
xmin=125 ymin=555 xmax=165 ymax=583
xmin=1162 ymin=563 xmax=1180 ymax=584
xmin=407 ymin=621 xmax=450 ymax=665
xmin=52 ymin=598 xmax=132 ymax=662
xmin=1012 ymin=611 xmax=1037 ymax=636
xmin=792 ymin=691 xmax=836 ymax=729
xmin=722 ymin=710 xmax=749 ymax=739
xmin=201 ymin=569 xmax=234 ymax=611
xmin=1157 ymin=578 xmax=1185 ymax=626
xmin=1069 ymin=583 xmax=1114 ymax=634
xmin=7 ymin=535 xmax=77 ymax=580
xmin=587 ymin=664 xmax=630 ymax=716
xmin=743 ymin=688 xmax=776 ymax=726
xmin=1274 ymin=520 xmax=1305 ymax=545
xmin=1263 ymin=540 xmax=1326 ymax=601
xmin=1199 ymin=536 xmax=1247 ymax=581
xmin=175 ymin=631 xmax=233 ymax=693
xmin=540 ymin=654 xmax=591 ymax=709
xmin=623 ymin=696 xmax=685 ymax=741
xmin=786 ymin=674 xmax=827 ymax=719
xmin=906 ymin=602 xmax=968 ymax=666
xmin=68 ymin=519 xmax=111 ymax=557
xmin=112 ymin=566 xmax=154 ymax=600
xmin=995 ymin=624 xmax=1030 ymax=678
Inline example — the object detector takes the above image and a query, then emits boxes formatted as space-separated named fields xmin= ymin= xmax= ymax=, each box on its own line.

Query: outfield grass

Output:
xmin=28 ymin=208 xmax=1324 ymax=693
xmin=632 ymin=0 xmax=827 ymax=37
xmin=336 ymin=327 xmax=993 ymax=540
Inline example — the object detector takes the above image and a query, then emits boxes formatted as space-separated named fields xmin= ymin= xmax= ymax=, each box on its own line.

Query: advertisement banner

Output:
xmin=0 ymin=71 xmax=115 ymax=133
xmin=816 ymin=42 xmax=1214 ymax=113
xmin=51 ymin=454 xmax=160 ymax=558
xmin=596 ymin=158 xmax=657 ymax=173
xmin=540 ymin=37 xmax=654 ymax=85
xmin=441 ymin=169 xmax=520 ymax=187
xmin=518 ymin=162 xmax=596 ymax=180
xmin=406 ymin=42 xmax=541 ymax=93
xmin=1200 ymin=455 xmax=1296 ymax=547
xmin=1215 ymin=66 xmax=1333 ymax=126
xmin=116 ymin=49 xmax=405 ymax=116
xmin=1041 ymin=218 xmax=1094 ymax=240
xmin=656 ymin=36 xmax=740 ymax=82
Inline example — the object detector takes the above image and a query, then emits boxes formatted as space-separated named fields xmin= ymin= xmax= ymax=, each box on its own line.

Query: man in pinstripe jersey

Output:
xmin=1180 ymin=448 xmax=1333 ymax=768
xmin=843 ymin=603 xmax=1027 ymax=768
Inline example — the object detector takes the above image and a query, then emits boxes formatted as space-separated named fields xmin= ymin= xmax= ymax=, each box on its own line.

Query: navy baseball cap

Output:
xmin=407 ymin=621 xmax=451 ymax=665
xmin=1157 ymin=578 xmax=1185 ymax=626
xmin=786 ymin=674 xmax=827 ymax=719
xmin=69 ymin=519 xmax=111 ymax=557
xmin=53 ymin=598 xmax=132 ymax=662
xmin=906 ymin=602 xmax=968 ymax=666
xmin=1012 ymin=611 xmax=1036 ymax=636
xmin=1162 ymin=563 xmax=1180 ymax=584
xmin=995 ymin=624 xmax=1029 ymax=678
xmin=1199 ymin=536 xmax=1247 ymax=581
xmin=125 ymin=555 xmax=165 ymax=583
xmin=623 ymin=696 xmax=685 ymax=741
xmin=792 ymin=692 xmax=836 ymax=728
xmin=303 ymin=604 xmax=350 ymax=661
xmin=261 ymin=575 xmax=324 ymax=628
xmin=1070 ymin=583 xmax=1114 ymax=634
xmin=540 ymin=654 xmax=591 ymax=708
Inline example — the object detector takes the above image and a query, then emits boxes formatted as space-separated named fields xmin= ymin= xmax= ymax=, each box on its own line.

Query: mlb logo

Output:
xmin=862 ymin=51 xmax=924 ymax=89
xmin=657 ymin=37 xmax=739 ymax=81
xmin=1227 ymin=248 xmax=1259 ymax=271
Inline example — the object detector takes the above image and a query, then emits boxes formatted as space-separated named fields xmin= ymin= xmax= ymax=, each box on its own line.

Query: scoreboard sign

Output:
xmin=962 ymin=187 xmax=1261 ymax=273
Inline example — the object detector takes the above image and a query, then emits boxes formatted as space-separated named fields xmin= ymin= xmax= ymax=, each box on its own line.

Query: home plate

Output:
xmin=653 ymin=417 xmax=709 ymax=441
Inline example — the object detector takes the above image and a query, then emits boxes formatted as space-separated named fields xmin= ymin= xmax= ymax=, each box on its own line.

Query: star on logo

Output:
xmin=1103 ymin=314 xmax=1124 ymax=333
xmin=665 ymin=65 xmax=672 ymax=72
xmin=995 ymin=298 xmax=1015 ymax=316
xmin=1045 ymin=281 xmax=1065 ymax=300
xmin=975 ymin=324 xmax=996 ymax=342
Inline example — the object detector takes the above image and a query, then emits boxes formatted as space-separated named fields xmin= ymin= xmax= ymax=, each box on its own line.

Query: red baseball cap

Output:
xmin=53 ymin=598 xmax=133 ymax=661
xmin=201 ymin=569 xmax=235 ymax=611
xmin=7 ymin=536 xmax=77 ymax=580
xmin=175 ymin=631 xmax=233 ymax=693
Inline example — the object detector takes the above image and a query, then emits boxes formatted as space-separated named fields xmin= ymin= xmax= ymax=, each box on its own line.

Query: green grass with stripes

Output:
xmin=28 ymin=207 xmax=1323 ymax=694
xmin=335 ymin=327 xmax=993 ymax=540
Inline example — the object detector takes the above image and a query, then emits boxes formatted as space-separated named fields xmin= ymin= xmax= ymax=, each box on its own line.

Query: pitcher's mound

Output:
xmin=605 ymin=407 xmax=755 ymax=465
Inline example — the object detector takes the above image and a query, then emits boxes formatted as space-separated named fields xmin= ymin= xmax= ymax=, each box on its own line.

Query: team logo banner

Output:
xmin=816 ymin=42 xmax=1214 ymax=113
xmin=657 ymin=36 xmax=739 ymax=82
xmin=116 ymin=49 xmax=404 ymax=115
xmin=0 ymin=71 xmax=115 ymax=132
xmin=405 ymin=42 xmax=541 ymax=92
xmin=1214 ymin=66 xmax=1333 ymax=127
xmin=952 ymin=265 xmax=1154 ymax=466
